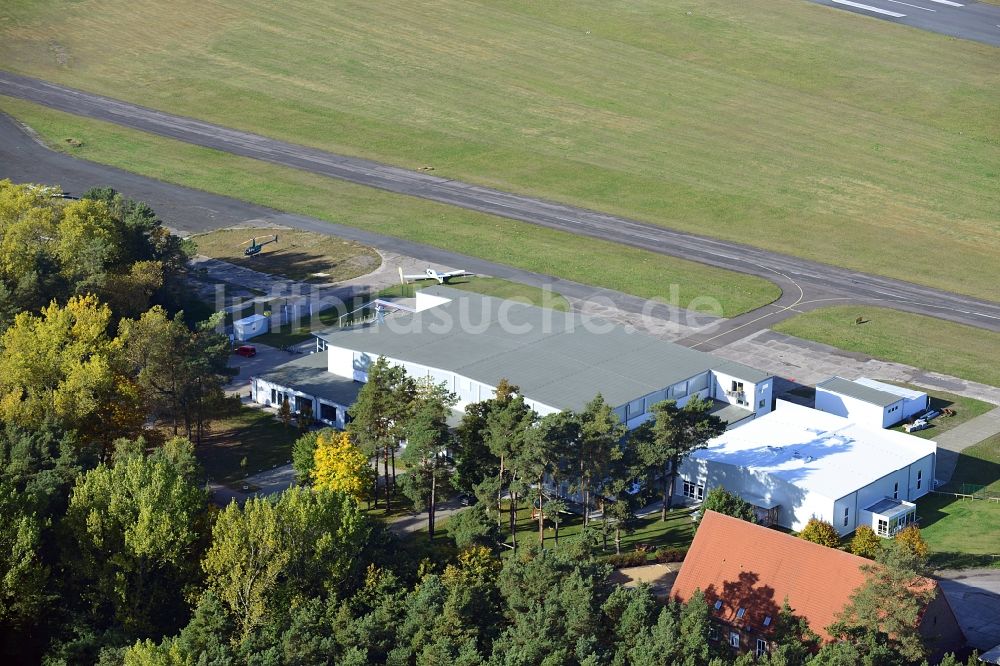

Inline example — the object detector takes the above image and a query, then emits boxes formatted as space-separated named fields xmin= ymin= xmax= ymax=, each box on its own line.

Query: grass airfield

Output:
xmin=0 ymin=0 xmax=997 ymax=302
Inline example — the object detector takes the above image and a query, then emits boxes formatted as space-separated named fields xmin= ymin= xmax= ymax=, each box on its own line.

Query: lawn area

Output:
xmin=191 ymin=227 xmax=380 ymax=283
xmin=0 ymin=96 xmax=776 ymax=318
xmin=888 ymin=385 xmax=993 ymax=440
xmin=458 ymin=502 xmax=696 ymax=555
xmin=940 ymin=434 xmax=1000 ymax=496
xmin=918 ymin=494 xmax=1000 ymax=570
xmin=1 ymin=0 xmax=998 ymax=300
xmin=919 ymin=435 xmax=1000 ymax=569
xmin=196 ymin=407 xmax=300 ymax=483
xmin=773 ymin=306 xmax=1000 ymax=388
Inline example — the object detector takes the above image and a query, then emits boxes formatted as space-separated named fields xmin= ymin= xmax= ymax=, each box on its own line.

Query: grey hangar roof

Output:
xmin=817 ymin=376 xmax=900 ymax=408
xmin=315 ymin=286 xmax=769 ymax=413
xmin=259 ymin=351 xmax=361 ymax=406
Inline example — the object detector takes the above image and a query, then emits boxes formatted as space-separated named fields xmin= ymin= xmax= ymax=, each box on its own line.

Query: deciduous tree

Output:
xmin=312 ymin=430 xmax=372 ymax=502
xmin=62 ymin=437 xmax=209 ymax=638
xmin=849 ymin=525 xmax=882 ymax=559
xmin=799 ymin=518 xmax=841 ymax=548
xmin=700 ymin=486 xmax=756 ymax=525
xmin=0 ymin=295 xmax=144 ymax=456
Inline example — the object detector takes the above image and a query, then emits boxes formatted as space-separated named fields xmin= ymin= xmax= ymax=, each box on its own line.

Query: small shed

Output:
xmin=815 ymin=376 xmax=927 ymax=429
xmin=233 ymin=314 xmax=269 ymax=341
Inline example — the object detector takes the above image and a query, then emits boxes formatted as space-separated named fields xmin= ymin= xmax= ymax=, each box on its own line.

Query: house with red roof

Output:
xmin=671 ymin=511 xmax=964 ymax=661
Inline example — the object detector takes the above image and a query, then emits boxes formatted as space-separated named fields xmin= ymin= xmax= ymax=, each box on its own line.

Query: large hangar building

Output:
xmin=252 ymin=286 xmax=775 ymax=431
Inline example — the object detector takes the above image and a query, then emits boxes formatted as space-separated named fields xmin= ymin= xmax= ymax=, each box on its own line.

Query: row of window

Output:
xmin=623 ymin=374 xmax=715 ymax=420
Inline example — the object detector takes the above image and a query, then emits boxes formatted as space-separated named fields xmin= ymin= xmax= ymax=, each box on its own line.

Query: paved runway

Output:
xmin=1 ymin=72 xmax=999 ymax=350
xmin=808 ymin=0 xmax=1000 ymax=46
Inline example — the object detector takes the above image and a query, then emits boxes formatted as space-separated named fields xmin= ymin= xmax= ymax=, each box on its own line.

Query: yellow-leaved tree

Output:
xmin=311 ymin=431 xmax=371 ymax=501
xmin=0 ymin=294 xmax=144 ymax=456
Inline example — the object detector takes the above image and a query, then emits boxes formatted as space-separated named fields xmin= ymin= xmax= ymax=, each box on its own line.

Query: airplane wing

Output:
xmin=402 ymin=274 xmax=434 ymax=281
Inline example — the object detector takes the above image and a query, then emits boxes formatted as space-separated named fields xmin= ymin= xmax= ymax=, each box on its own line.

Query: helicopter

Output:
xmin=240 ymin=234 xmax=278 ymax=257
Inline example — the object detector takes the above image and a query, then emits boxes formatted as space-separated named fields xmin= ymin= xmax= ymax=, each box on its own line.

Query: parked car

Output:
xmin=234 ymin=345 xmax=257 ymax=358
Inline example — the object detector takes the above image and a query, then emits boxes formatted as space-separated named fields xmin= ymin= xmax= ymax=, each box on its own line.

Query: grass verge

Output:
xmin=0 ymin=0 xmax=997 ymax=300
xmin=0 ymin=95 xmax=778 ymax=317
xmin=191 ymin=227 xmax=381 ymax=283
xmin=773 ymin=306 xmax=1000 ymax=388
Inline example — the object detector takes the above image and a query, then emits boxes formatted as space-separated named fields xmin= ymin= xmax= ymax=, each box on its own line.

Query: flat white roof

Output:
xmin=855 ymin=377 xmax=926 ymax=402
xmin=234 ymin=314 xmax=268 ymax=325
xmin=691 ymin=400 xmax=937 ymax=501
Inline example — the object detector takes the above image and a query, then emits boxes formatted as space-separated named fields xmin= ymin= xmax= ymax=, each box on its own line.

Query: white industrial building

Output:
xmin=815 ymin=376 xmax=928 ymax=429
xmin=233 ymin=314 xmax=268 ymax=342
xmin=675 ymin=400 xmax=937 ymax=536
xmin=252 ymin=286 xmax=775 ymax=433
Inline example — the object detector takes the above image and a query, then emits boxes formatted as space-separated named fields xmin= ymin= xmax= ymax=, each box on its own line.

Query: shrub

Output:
xmin=850 ymin=525 xmax=882 ymax=559
xmin=654 ymin=547 xmax=689 ymax=563
xmin=799 ymin=518 xmax=841 ymax=548
xmin=604 ymin=550 xmax=650 ymax=568
xmin=895 ymin=525 xmax=929 ymax=559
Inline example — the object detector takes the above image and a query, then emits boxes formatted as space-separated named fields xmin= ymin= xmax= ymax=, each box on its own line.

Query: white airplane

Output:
xmin=401 ymin=268 xmax=471 ymax=284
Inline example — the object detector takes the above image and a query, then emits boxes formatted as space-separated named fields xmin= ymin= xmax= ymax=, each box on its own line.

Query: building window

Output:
xmin=714 ymin=600 xmax=723 ymax=611
xmin=762 ymin=615 xmax=772 ymax=627
xmin=756 ymin=639 xmax=768 ymax=657
xmin=843 ymin=506 xmax=850 ymax=527
xmin=917 ymin=470 xmax=922 ymax=490
xmin=736 ymin=607 xmax=746 ymax=620
xmin=729 ymin=631 xmax=740 ymax=648
xmin=683 ymin=481 xmax=704 ymax=502
xmin=893 ymin=482 xmax=899 ymax=500
xmin=270 ymin=388 xmax=276 ymax=404
xmin=709 ymin=627 xmax=719 ymax=641
xmin=877 ymin=519 xmax=889 ymax=537
xmin=319 ymin=402 xmax=337 ymax=423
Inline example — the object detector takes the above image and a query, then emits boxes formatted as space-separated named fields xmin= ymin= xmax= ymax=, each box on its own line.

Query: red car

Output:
xmin=234 ymin=345 xmax=257 ymax=358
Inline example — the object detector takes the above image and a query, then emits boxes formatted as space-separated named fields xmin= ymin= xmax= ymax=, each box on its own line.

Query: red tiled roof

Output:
xmin=671 ymin=511 xmax=870 ymax=641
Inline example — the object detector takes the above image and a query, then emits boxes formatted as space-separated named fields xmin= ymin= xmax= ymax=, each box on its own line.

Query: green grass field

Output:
xmin=887 ymin=385 xmax=993 ymax=439
xmin=1 ymin=0 xmax=997 ymax=301
xmin=773 ymin=306 xmax=1000 ymax=388
xmin=920 ymin=435 xmax=1000 ymax=569
xmin=0 ymin=96 xmax=777 ymax=317
xmin=191 ymin=227 xmax=381 ymax=283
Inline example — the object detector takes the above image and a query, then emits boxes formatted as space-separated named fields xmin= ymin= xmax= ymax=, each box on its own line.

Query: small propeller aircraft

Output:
xmin=240 ymin=234 xmax=278 ymax=257
xmin=401 ymin=268 xmax=471 ymax=284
